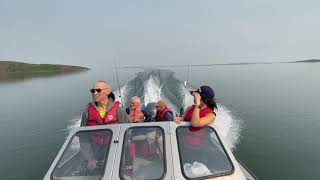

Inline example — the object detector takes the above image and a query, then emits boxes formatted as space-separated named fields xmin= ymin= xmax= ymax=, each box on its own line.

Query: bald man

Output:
xmin=80 ymin=81 xmax=128 ymax=172
xmin=81 ymin=81 xmax=128 ymax=126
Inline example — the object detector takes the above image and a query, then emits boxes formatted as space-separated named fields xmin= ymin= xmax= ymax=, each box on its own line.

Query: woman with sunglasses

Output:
xmin=175 ymin=85 xmax=217 ymax=166
xmin=175 ymin=85 xmax=217 ymax=127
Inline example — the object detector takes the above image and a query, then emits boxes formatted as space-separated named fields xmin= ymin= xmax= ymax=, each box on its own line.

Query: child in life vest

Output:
xmin=127 ymin=96 xmax=145 ymax=123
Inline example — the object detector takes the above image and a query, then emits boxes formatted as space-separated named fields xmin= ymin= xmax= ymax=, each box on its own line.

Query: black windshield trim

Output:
xmin=176 ymin=126 xmax=235 ymax=180
xmin=50 ymin=129 xmax=113 ymax=180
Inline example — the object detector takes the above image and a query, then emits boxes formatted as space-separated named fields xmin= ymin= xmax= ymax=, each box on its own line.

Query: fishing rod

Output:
xmin=186 ymin=64 xmax=190 ymax=91
xmin=158 ymin=69 xmax=162 ymax=100
xmin=114 ymin=57 xmax=123 ymax=107
xmin=179 ymin=64 xmax=190 ymax=117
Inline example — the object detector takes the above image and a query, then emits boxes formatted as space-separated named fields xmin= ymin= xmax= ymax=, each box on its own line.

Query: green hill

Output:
xmin=0 ymin=61 xmax=89 ymax=73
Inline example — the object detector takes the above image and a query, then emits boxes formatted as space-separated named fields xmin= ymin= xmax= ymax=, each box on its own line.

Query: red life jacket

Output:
xmin=87 ymin=101 xmax=120 ymax=145
xmin=128 ymin=142 xmax=150 ymax=159
xmin=184 ymin=105 xmax=213 ymax=122
xmin=182 ymin=105 xmax=214 ymax=150
xmin=87 ymin=101 xmax=120 ymax=126
xmin=155 ymin=107 xmax=173 ymax=122
xmin=128 ymin=137 xmax=161 ymax=160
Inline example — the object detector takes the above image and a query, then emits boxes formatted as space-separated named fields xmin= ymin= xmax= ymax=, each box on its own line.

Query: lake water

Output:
xmin=0 ymin=63 xmax=319 ymax=180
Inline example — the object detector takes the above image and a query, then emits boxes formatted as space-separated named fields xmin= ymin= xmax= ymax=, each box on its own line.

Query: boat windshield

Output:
xmin=51 ymin=129 xmax=112 ymax=180
xmin=120 ymin=126 xmax=165 ymax=180
xmin=176 ymin=126 xmax=234 ymax=179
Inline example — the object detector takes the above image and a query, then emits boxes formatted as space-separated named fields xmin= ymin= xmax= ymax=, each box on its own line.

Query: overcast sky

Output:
xmin=1 ymin=0 xmax=320 ymax=69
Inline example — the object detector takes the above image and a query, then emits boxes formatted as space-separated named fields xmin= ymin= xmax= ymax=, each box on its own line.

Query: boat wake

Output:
xmin=69 ymin=69 xmax=242 ymax=150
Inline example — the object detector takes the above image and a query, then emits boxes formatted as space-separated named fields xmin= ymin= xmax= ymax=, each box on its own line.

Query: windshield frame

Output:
xmin=50 ymin=129 xmax=113 ymax=180
xmin=119 ymin=126 xmax=167 ymax=180
xmin=176 ymin=125 xmax=235 ymax=179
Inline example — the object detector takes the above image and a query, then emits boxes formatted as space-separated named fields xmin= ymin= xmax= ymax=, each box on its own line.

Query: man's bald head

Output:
xmin=131 ymin=96 xmax=140 ymax=104
xmin=93 ymin=80 xmax=111 ymax=90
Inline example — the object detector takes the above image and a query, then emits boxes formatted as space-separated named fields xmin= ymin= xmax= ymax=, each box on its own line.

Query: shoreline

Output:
xmin=0 ymin=61 xmax=90 ymax=74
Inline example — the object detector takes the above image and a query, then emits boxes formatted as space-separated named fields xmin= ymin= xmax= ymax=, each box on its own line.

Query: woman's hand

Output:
xmin=133 ymin=118 xmax=143 ymax=123
xmin=174 ymin=117 xmax=182 ymax=124
xmin=192 ymin=92 xmax=201 ymax=106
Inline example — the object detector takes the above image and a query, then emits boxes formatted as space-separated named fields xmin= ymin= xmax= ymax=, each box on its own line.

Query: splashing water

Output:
xmin=67 ymin=116 xmax=81 ymax=131
xmin=213 ymin=105 xmax=242 ymax=149
xmin=144 ymin=75 xmax=161 ymax=104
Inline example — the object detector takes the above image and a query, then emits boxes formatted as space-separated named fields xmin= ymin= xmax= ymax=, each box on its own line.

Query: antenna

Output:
xmin=180 ymin=64 xmax=190 ymax=117
xmin=114 ymin=57 xmax=123 ymax=107
xmin=186 ymin=64 xmax=190 ymax=87
xmin=158 ymin=69 xmax=162 ymax=100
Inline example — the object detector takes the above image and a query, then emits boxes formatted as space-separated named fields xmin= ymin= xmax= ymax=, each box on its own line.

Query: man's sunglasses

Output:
xmin=90 ymin=88 xmax=106 ymax=93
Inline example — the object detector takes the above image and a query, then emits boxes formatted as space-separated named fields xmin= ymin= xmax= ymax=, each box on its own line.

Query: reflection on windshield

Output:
xmin=120 ymin=127 xmax=165 ymax=180
xmin=177 ymin=126 xmax=233 ymax=179
xmin=51 ymin=129 xmax=112 ymax=180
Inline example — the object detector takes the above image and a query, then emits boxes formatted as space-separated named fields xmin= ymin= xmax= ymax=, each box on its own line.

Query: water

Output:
xmin=0 ymin=63 xmax=319 ymax=179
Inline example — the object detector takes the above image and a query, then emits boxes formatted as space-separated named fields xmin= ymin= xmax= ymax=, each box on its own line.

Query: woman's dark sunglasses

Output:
xmin=90 ymin=88 xmax=105 ymax=93
xmin=189 ymin=88 xmax=202 ymax=95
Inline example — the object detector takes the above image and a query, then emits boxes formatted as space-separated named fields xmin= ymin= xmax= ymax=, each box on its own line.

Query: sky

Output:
xmin=1 ymin=0 xmax=320 ymax=69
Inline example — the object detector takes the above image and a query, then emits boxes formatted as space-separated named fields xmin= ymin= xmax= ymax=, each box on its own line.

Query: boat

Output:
xmin=43 ymin=102 xmax=258 ymax=180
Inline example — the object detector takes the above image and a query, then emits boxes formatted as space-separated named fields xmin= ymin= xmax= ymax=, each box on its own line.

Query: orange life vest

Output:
xmin=129 ymin=104 xmax=144 ymax=122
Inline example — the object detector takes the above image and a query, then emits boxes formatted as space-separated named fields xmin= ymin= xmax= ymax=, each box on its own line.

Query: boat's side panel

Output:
xmin=43 ymin=131 xmax=75 ymax=180
xmin=236 ymin=159 xmax=257 ymax=180
xmin=219 ymin=144 xmax=247 ymax=180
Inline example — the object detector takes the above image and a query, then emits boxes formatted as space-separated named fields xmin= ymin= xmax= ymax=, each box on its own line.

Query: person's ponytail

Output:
xmin=205 ymin=99 xmax=217 ymax=111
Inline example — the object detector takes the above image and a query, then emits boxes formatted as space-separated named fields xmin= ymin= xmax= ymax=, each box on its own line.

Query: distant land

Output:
xmin=118 ymin=59 xmax=320 ymax=69
xmin=293 ymin=59 xmax=320 ymax=63
xmin=0 ymin=61 xmax=89 ymax=73
xmin=0 ymin=61 xmax=90 ymax=83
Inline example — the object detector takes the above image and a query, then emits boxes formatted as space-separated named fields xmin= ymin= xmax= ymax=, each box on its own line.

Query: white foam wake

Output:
xmin=67 ymin=116 xmax=81 ymax=131
xmin=212 ymin=105 xmax=242 ymax=150
xmin=143 ymin=75 xmax=161 ymax=104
